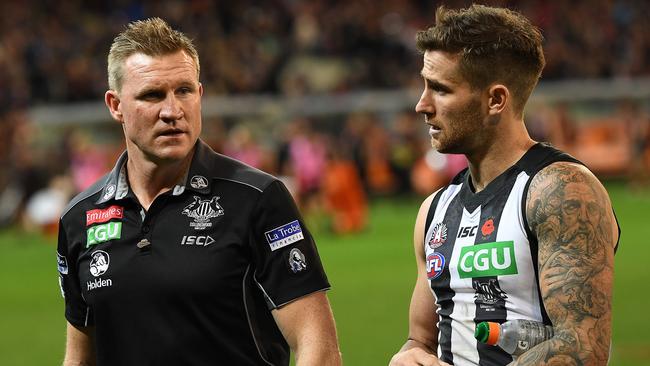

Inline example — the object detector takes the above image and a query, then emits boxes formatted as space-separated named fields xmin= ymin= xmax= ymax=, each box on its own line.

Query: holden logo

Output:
xmin=89 ymin=251 xmax=110 ymax=277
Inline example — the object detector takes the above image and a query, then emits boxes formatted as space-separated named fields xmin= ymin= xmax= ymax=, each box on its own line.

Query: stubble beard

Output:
xmin=432 ymin=98 xmax=484 ymax=155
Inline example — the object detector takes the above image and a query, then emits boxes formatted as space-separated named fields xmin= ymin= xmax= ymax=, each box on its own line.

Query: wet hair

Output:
xmin=416 ymin=5 xmax=545 ymax=113
xmin=107 ymin=17 xmax=200 ymax=91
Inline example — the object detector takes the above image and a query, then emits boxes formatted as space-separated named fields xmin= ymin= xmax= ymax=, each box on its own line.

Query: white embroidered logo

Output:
xmin=182 ymin=196 xmax=224 ymax=230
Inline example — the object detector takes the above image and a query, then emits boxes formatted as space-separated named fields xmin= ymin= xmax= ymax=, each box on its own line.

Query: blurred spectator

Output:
xmin=3 ymin=0 xmax=650 ymax=233
xmin=22 ymin=174 xmax=75 ymax=236
xmin=621 ymin=100 xmax=650 ymax=187
xmin=1 ymin=0 xmax=649 ymax=105
xmin=223 ymin=125 xmax=264 ymax=168
xmin=288 ymin=118 xmax=328 ymax=209
xmin=411 ymin=150 xmax=467 ymax=196
xmin=363 ymin=119 xmax=398 ymax=195
xmin=322 ymin=139 xmax=367 ymax=234
xmin=65 ymin=130 xmax=110 ymax=192
xmin=390 ymin=112 xmax=426 ymax=194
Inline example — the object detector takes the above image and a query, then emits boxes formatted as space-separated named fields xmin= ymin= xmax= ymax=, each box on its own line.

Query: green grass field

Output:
xmin=0 ymin=182 xmax=648 ymax=365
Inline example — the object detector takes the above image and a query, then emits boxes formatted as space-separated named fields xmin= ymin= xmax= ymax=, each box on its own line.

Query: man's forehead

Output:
xmin=420 ymin=50 xmax=463 ymax=83
xmin=121 ymin=51 xmax=198 ymax=88
xmin=123 ymin=51 xmax=197 ymax=76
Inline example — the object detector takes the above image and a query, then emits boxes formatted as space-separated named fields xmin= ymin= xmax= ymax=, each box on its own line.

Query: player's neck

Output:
xmin=126 ymin=150 xmax=194 ymax=210
xmin=466 ymin=127 xmax=535 ymax=193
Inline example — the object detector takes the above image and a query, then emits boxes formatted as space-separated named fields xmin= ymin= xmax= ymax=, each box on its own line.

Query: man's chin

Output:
xmin=145 ymin=145 xmax=194 ymax=164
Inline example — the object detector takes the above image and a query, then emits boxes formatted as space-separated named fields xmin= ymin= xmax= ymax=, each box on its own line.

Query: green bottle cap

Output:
xmin=475 ymin=321 xmax=490 ymax=343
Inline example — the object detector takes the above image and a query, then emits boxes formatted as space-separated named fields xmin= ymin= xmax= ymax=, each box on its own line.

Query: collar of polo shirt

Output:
xmin=95 ymin=140 xmax=213 ymax=205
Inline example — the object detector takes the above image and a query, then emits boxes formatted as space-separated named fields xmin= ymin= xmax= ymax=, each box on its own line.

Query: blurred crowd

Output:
xmin=1 ymin=0 xmax=649 ymax=107
xmin=1 ymin=0 xmax=650 ymax=234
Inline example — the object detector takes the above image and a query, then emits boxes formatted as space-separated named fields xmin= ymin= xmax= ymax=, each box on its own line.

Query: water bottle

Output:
xmin=474 ymin=319 xmax=554 ymax=356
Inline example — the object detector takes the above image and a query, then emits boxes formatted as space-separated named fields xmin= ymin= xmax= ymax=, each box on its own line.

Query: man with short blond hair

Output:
xmin=57 ymin=18 xmax=341 ymax=366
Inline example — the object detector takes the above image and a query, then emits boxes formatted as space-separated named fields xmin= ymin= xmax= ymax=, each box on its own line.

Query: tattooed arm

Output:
xmin=513 ymin=162 xmax=618 ymax=366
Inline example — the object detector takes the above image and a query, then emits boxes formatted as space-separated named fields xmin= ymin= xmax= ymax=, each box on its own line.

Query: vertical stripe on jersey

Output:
xmin=520 ymin=173 xmax=552 ymax=326
xmin=496 ymin=172 xmax=544 ymax=322
xmin=471 ymin=176 xmax=519 ymax=366
xmin=447 ymin=205 xmax=482 ymax=365
xmin=425 ymin=184 xmax=463 ymax=365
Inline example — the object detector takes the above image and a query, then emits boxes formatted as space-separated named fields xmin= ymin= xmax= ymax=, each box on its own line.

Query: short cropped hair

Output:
xmin=107 ymin=17 xmax=200 ymax=92
xmin=416 ymin=5 xmax=545 ymax=113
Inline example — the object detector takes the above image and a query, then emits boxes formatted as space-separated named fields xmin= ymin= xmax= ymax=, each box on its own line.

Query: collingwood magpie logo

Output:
xmin=182 ymin=196 xmax=224 ymax=230
xmin=288 ymin=248 xmax=307 ymax=273
xmin=473 ymin=278 xmax=507 ymax=305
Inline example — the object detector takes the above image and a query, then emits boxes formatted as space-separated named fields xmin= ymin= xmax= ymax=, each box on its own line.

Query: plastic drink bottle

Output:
xmin=474 ymin=319 xmax=554 ymax=355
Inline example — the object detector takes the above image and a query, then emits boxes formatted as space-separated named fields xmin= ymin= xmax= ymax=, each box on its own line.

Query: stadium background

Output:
xmin=1 ymin=0 xmax=649 ymax=365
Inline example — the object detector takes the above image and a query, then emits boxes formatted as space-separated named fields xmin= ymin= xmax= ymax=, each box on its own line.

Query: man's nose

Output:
xmin=415 ymin=91 xmax=434 ymax=116
xmin=160 ymin=94 xmax=184 ymax=121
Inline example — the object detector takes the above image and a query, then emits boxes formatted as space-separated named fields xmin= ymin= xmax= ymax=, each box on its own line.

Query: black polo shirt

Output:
xmin=57 ymin=140 xmax=330 ymax=366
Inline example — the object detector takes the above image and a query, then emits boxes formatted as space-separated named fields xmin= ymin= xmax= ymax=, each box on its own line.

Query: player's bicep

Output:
xmin=407 ymin=195 xmax=439 ymax=350
xmin=408 ymin=265 xmax=439 ymax=349
xmin=64 ymin=322 xmax=96 ymax=366
xmin=271 ymin=291 xmax=341 ymax=364
xmin=524 ymin=162 xmax=616 ymax=365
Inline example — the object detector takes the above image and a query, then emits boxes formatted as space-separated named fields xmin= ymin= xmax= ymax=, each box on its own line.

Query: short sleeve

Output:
xmin=57 ymin=218 xmax=93 ymax=326
xmin=250 ymin=180 xmax=330 ymax=309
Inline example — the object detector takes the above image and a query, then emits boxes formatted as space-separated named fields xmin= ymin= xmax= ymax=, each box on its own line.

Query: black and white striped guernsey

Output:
xmin=423 ymin=143 xmax=581 ymax=366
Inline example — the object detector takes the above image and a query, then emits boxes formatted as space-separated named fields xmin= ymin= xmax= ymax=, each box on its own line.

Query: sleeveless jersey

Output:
xmin=423 ymin=143 xmax=582 ymax=366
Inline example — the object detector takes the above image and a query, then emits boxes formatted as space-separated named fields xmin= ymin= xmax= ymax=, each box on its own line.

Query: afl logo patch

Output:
xmin=426 ymin=253 xmax=445 ymax=279
xmin=428 ymin=223 xmax=448 ymax=249
xmin=190 ymin=175 xmax=209 ymax=189
xmin=89 ymin=250 xmax=110 ymax=277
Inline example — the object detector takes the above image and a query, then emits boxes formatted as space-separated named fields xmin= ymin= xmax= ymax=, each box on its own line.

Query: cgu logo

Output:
xmin=87 ymin=222 xmax=122 ymax=247
xmin=457 ymin=225 xmax=478 ymax=238
xmin=458 ymin=241 xmax=518 ymax=279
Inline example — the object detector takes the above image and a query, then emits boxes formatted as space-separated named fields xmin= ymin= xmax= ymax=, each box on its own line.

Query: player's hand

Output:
xmin=389 ymin=348 xmax=450 ymax=366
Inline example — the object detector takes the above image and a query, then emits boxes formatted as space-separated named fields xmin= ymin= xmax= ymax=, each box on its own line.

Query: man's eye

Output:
xmin=141 ymin=92 xmax=164 ymax=100
xmin=426 ymin=80 xmax=448 ymax=94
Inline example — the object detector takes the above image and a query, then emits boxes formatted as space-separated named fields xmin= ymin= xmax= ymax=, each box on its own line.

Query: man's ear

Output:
xmin=487 ymin=84 xmax=509 ymax=116
xmin=105 ymin=90 xmax=123 ymax=123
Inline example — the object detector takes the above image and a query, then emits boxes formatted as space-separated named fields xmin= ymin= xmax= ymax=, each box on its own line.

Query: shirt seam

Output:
xmin=242 ymin=265 xmax=275 ymax=366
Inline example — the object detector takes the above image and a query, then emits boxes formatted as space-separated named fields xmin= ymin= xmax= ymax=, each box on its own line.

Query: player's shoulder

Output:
xmin=528 ymin=160 xmax=604 ymax=196
xmin=525 ymin=161 xmax=613 ymax=226
xmin=418 ymin=188 xmax=443 ymax=216
xmin=60 ymin=173 xmax=110 ymax=220
xmin=416 ymin=185 xmax=448 ymax=231
xmin=195 ymin=141 xmax=278 ymax=193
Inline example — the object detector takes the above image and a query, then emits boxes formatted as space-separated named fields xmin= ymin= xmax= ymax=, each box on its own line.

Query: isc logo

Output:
xmin=181 ymin=235 xmax=215 ymax=247
xmin=426 ymin=253 xmax=445 ymax=279
xmin=457 ymin=225 xmax=478 ymax=238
